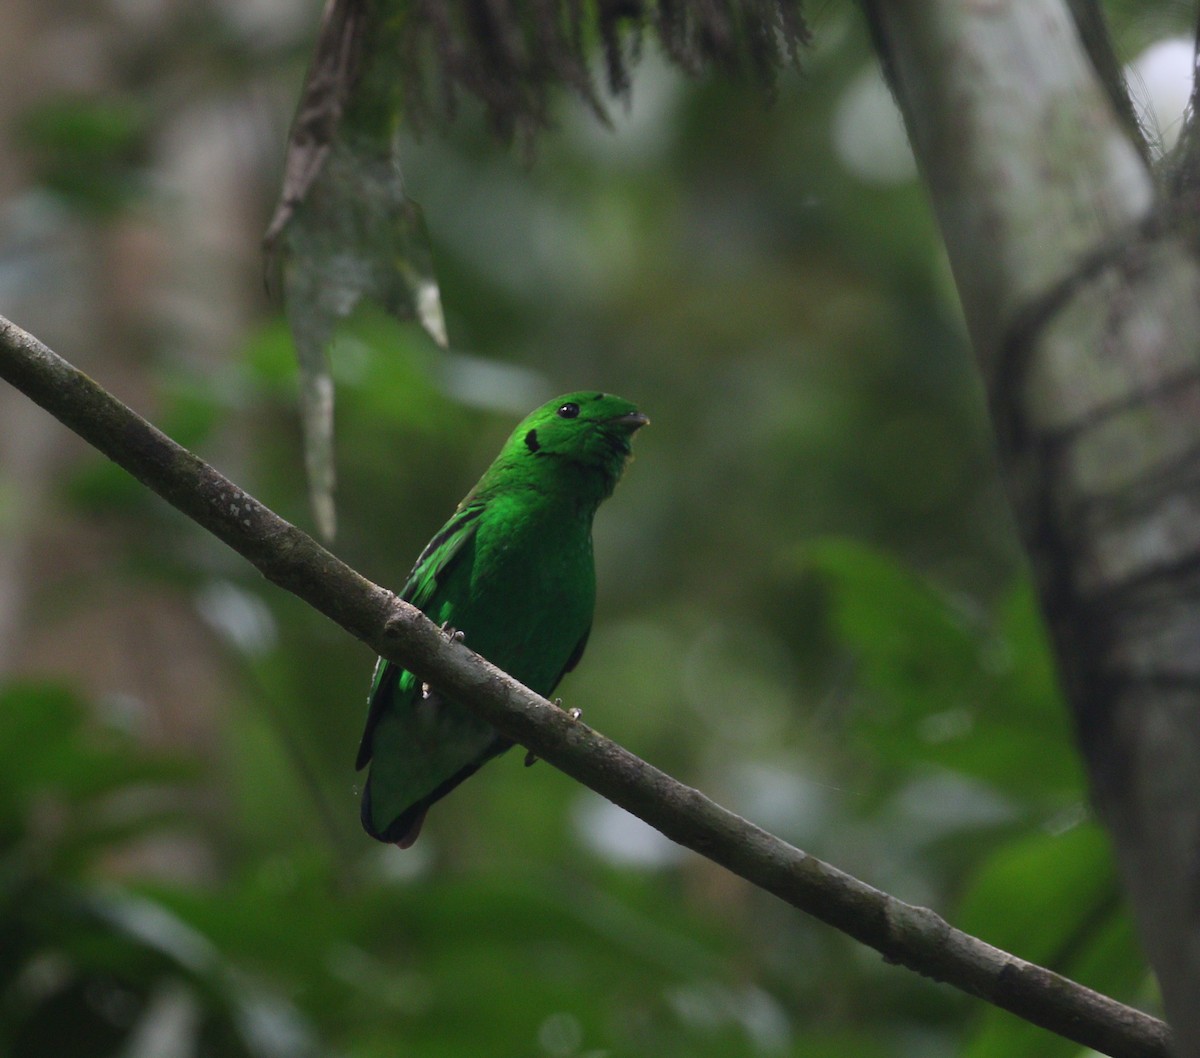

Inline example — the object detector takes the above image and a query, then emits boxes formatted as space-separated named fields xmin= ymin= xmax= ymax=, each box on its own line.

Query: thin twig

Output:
xmin=1064 ymin=0 xmax=1150 ymax=166
xmin=0 ymin=314 xmax=1171 ymax=1058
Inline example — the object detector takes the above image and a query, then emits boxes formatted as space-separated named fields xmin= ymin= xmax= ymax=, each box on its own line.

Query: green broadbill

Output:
xmin=357 ymin=392 xmax=648 ymax=846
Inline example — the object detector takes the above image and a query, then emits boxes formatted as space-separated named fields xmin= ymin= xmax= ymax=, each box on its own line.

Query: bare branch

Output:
xmin=1064 ymin=0 xmax=1150 ymax=166
xmin=0 ymin=313 xmax=1170 ymax=1058
xmin=1165 ymin=7 xmax=1200 ymax=207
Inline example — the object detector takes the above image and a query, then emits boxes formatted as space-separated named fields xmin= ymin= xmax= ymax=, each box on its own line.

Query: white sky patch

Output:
xmin=1126 ymin=37 xmax=1195 ymax=155
xmin=832 ymin=64 xmax=917 ymax=185
xmin=195 ymin=580 xmax=278 ymax=656
xmin=666 ymin=980 xmax=791 ymax=1052
xmin=568 ymin=46 xmax=684 ymax=167
xmin=573 ymin=792 xmax=685 ymax=869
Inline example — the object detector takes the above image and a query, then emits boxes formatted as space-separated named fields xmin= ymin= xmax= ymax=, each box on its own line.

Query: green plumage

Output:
xmin=357 ymin=392 xmax=648 ymax=846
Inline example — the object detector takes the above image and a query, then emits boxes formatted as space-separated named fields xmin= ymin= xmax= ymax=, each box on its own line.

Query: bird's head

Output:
xmin=517 ymin=392 xmax=648 ymax=461
xmin=500 ymin=391 xmax=649 ymax=497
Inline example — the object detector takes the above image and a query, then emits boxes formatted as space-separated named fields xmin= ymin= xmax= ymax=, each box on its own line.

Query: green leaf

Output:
xmin=958 ymin=824 xmax=1148 ymax=1058
xmin=807 ymin=540 xmax=1082 ymax=802
xmin=17 ymin=96 xmax=146 ymax=217
xmin=958 ymin=823 xmax=1118 ymax=964
xmin=0 ymin=681 xmax=195 ymax=864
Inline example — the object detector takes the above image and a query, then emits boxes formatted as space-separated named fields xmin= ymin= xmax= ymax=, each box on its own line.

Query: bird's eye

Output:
xmin=556 ymin=402 xmax=580 ymax=419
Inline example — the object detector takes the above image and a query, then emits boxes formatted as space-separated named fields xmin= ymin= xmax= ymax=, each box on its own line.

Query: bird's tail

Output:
xmin=360 ymin=777 xmax=429 ymax=847
xmin=359 ymin=737 xmax=513 ymax=848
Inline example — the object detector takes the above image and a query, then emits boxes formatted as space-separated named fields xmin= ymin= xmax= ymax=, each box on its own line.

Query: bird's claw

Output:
xmin=439 ymin=621 xmax=465 ymax=643
xmin=553 ymin=698 xmax=583 ymax=721
xmin=525 ymin=702 xmax=582 ymax=767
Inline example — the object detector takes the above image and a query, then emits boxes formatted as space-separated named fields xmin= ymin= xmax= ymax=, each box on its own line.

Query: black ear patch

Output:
xmin=524 ymin=429 xmax=540 ymax=452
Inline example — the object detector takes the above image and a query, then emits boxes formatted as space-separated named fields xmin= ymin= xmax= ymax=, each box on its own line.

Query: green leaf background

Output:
xmin=0 ymin=2 xmax=1174 ymax=1055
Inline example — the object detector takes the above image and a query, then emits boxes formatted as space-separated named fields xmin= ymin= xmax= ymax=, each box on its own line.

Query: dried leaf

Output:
xmin=267 ymin=1 xmax=445 ymax=539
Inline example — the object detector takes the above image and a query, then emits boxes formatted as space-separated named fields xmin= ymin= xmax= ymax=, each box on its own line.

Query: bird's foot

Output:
xmin=525 ymin=702 xmax=583 ymax=767
xmin=554 ymin=698 xmax=583 ymax=721
xmin=439 ymin=621 xmax=465 ymax=643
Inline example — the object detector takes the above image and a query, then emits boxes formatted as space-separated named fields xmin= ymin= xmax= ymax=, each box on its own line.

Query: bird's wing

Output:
xmin=355 ymin=501 xmax=485 ymax=769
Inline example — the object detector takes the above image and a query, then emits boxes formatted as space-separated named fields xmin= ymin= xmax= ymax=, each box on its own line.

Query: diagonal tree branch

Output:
xmin=0 ymin=313 xmax=1170 ymax=1058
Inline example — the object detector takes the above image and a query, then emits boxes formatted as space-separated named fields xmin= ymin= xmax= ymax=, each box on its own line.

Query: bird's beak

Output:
xmin=609 ymin=411 xmax=650 ymax=431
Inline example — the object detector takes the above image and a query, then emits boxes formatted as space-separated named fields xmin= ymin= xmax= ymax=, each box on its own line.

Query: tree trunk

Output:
xmin=864 ymin=1 xmax=1200 ymax=1053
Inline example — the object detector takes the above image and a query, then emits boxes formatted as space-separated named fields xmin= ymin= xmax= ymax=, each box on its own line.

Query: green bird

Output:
xmin=357 ymin=392 xmax=649 ymax=847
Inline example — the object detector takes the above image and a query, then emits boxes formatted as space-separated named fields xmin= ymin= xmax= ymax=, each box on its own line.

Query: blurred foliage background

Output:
xmin=0 ymin=2 xmax=1189 ymax=1056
